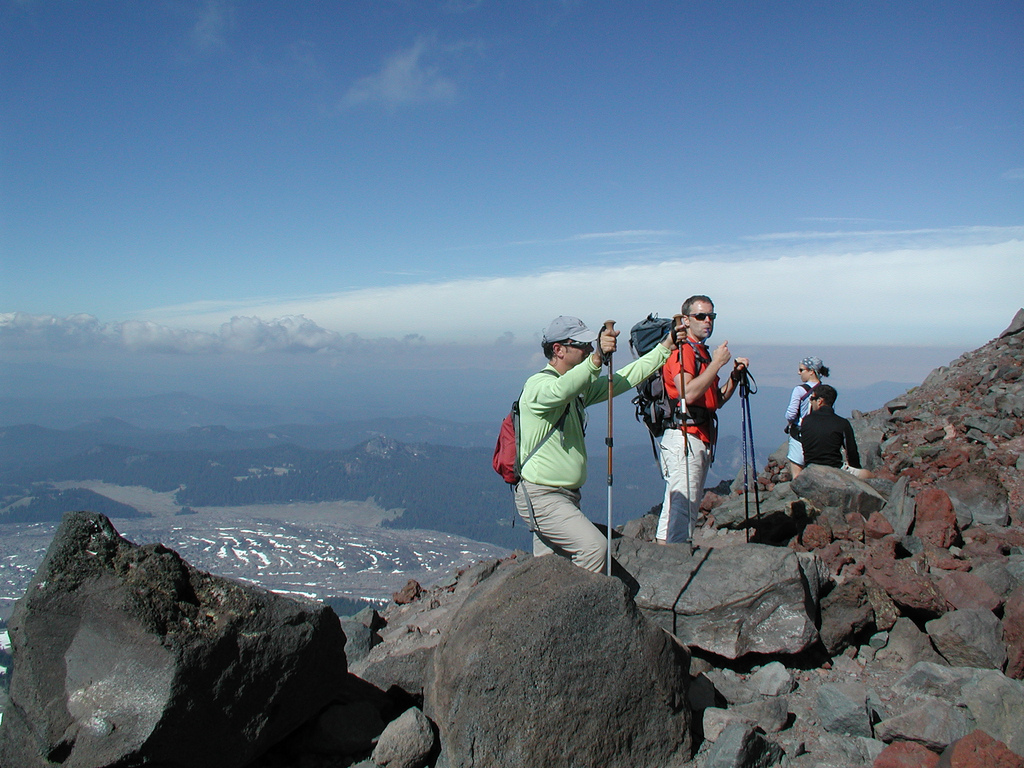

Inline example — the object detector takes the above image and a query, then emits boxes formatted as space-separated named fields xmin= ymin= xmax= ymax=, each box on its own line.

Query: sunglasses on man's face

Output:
xmin=690 ymin=312 xmax=717 ymax=321
xmin=564 ymin=341 xmax=593 ymax=351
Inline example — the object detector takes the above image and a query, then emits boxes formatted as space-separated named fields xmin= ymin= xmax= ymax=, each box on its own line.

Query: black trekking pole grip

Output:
xmin=672 ymin=314 xmax=684 ymax=347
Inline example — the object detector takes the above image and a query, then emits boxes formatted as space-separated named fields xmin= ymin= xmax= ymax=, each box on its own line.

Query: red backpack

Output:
xmin=492 ymin=370 xmax=569 ymax=484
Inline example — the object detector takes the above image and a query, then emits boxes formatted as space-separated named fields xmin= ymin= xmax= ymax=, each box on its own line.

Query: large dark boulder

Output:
xmin=0 ymin=512 xmax=348 ymax=768
xmin=424 ymin=555 xmax=692 ymax=768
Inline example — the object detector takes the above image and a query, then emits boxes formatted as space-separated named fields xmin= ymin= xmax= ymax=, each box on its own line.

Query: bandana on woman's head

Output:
xmin=801 ymin=356 xmax=824 ymax=374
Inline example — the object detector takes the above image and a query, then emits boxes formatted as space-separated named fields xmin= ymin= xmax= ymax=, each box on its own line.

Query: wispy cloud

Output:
xmin=509 ymin=230 xmax=685 ymax=248
xmin=741 ymin=225 xmax=1020 ymax=243
xmin=189 ymin=0 xmax=233 ymax=53
xmin=569 ymin=230 xmax=682 ymax=243
xmin=343 ymin=35 xmax=460 ymax=108
xmin=127 ymin=227 xmax=1023 ymax=350
xmin=0 ymin=313 xmax=424 ymax=356
xmin=1003 ymin=168 xmax=1024 ymax=181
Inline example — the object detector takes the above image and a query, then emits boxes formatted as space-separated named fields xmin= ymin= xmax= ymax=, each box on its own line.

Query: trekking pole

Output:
xmin=673 ymin=314 xmax=693 ymax=546
xmin=603 ymin=320 xmax=615 ymax=576
xmin=737 ymin=367 xmax=760 ymax=542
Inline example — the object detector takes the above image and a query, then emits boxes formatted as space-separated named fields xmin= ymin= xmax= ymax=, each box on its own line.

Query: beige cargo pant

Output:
xmin=514 ymin=480 xmax=606 ymax=573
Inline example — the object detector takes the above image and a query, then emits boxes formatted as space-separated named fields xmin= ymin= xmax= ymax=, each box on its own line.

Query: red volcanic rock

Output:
xmin=934 ymin=449 xmax=969 ymax=470
xmin=960 ymin=536 xmax=1011 ymax=563
xmin=914 ymin=488 xmax=962 ymax=549
xmin=843 ymin=512 xmax=866 ymax=543
xmin=936 ymin=571 xmax=1003 ymax=612
xmin=817 ymin=542 xmax=855 ymax=576
xmin=1004 ymin=587 xmax=1024 ymax=680
xmin=700 ymin=491 xmax=723 ymax=513
xmin=872 ymin=740 xmax=939 ymax=768
xmin=868 ymin=536 xmax=900 ymax=560
xmin=393 ymin=579 xmax=423 ymax=605
xmin=941 ymin=729 xmax=1024 ymax=768
xmin=900 ymin=466 xmax=926 ymax=483
xmin=801 ymin=523 xmax=832 ymax=550
xmin=864 ymin=555 xmax=946 ymax=617
xmin=866 ymin=512 xmax=895 ymax=540
xmin=926 ymin=548 xmax=971 ymax=572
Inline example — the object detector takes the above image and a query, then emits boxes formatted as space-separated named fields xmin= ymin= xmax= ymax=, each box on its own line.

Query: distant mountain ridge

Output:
xmin=0 ymin=413 xmax=497 ymax=473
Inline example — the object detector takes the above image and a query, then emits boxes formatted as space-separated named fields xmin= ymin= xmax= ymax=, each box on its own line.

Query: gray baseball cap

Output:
xmin=542 ymin=316 xmax=599 ymax=344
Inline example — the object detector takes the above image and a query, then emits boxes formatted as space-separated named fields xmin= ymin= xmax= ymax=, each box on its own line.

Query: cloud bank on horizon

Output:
xmin=4 ymin=1 xmax=1022 ymax=371
xmin=3 ymin=227 xmax=1020 ymax=356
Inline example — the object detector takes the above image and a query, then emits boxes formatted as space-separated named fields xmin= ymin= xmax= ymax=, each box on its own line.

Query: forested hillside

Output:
xmin=0 ymin=426 xmax=744 ymax=550
xmin=0 ymin=436 xmax=531 ymax=550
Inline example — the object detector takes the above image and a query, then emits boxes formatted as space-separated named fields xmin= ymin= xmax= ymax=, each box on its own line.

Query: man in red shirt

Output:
xmin=655 ymin=295 xmax=749 ymax=547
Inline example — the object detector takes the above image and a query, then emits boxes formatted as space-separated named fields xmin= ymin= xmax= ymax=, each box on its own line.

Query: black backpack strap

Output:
xmin=686 ymin=339 xmax=712 ymax=374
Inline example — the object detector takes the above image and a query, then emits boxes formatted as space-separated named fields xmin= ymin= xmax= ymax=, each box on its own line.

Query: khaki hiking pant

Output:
xmin=514 ymin=480 xmax=606 ymax=573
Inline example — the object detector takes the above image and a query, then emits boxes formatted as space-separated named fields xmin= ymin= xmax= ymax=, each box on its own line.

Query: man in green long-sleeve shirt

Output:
xmin=514 ymin=315 xmax=676 ymax=573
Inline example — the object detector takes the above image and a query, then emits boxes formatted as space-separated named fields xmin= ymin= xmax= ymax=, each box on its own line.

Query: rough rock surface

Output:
xmin=0 ymin=511 xmax=349 ymax=768
xmin=611 ymin=536 xmax=821 ymax=658
xmin=424 ymin=555 xmax=692 ymax=768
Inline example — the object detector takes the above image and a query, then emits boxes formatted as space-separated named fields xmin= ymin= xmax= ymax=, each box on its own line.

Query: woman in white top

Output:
xmin=785 ymin=356 xmax=829 ymax=479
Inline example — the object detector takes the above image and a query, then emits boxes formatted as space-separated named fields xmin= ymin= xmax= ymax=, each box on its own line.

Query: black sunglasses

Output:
xmin=564 ymin=340 xmax=593 ymax=351
xmin=690 ymin=312 xmax=717 ymax=321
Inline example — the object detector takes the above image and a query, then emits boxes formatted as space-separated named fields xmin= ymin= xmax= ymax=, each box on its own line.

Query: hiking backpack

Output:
xmin=629 ymin=315 xmax=677 ymax=440
xmin=492 ymin=369 xmax=570 ymax=485
xmin=784 ymin=383 xmax=815 ymax=438
xmin=629 ymin=314 xmax=715 ymax=455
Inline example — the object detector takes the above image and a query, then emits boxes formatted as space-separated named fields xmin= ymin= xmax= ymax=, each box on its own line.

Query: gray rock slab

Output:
xmin=612 ymin=537 xmax=820 ymax=659
xmin=711 ymin=481 xmax=809 ymax=532
xmin=959 ymin=670 xmax=1024 ymax=757
xmin=817 ymin=682 xmax=872 ymax=738
xmin=702 ymin=722 xmax=785 ymax=768
xmin=874 ymin=618 xmax=948 ymax=671
xmin=791 ymin=464 xmax=886 ymax=518
xmin=879 ymin=475 xmax=915 ymax=537
xmin=702 ymin=708 xmax=758 ymax=742
xmin=971 ymin=560 xmax=1022 ymax=598
xmin=704 ymin=668 xmax=759 ymax=705
xmin=351 ymin=559 xmax=518 ymax=698
xmin=371 ymin=707 xmax=436 ymax=768
xmin=342 ymin=619 xmax=381 ymax=664
xmin=891 ymin=661 xmax=1024 ymax=754
xmin=731 ymin=696 xmax=790 ymax=734
xmin=748 ymin=662 xmax=796 ymax=697
xmin=926 ymin=608 xmax=1007 ymax=669
xmin=874 ymin=694 xmax=975 ymax=751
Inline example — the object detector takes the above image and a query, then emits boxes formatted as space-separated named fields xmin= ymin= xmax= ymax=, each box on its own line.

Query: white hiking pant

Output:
xmin=656 ymin=429 xmax=710 ymax=544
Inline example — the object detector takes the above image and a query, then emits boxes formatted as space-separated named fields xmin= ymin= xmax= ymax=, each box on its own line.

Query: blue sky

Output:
xmin=2 ymin=0 xmax=1022 ymax=407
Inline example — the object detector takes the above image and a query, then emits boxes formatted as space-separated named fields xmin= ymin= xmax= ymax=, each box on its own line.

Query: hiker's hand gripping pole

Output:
xmin=672 ymin=314 xmax=687 ymax=426
xmin=672 ymin=313 xmax=695 ymax=544
xmin=603 ymin=320 xmax=615 ymax=576
xmin=672 ymin=313 xmax=691 ymax=453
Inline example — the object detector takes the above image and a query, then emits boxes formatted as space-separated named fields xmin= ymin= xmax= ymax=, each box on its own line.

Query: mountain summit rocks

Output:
xmin=0 ymin=511 xmax=348 ymax=768
xmin=425 ymin=555 xmax=692 ymax=768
